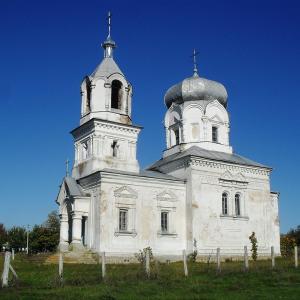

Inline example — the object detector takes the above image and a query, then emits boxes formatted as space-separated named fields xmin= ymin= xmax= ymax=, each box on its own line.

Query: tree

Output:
xmin=29 ymin=210 xmax=60 ymax=253
xmin=280 ymin=234 xmax=296 ymax=257
xmin=287 ymin=225 xmax=300 ymax=246
xmin=43 ymin=210 xmax=60 ymax=232
xmin=0 ymin=223 xmax=7 ymax=248
xmin=7 ymin=226 xmax=26 ymax=251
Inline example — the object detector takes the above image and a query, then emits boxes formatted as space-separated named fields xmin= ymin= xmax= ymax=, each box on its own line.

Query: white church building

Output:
xmin=56 ymin=16 xmax=280 ymax=260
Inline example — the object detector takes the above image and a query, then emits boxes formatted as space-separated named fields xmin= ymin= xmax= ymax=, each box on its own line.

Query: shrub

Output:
xmin=188 ymin=250 xmax=198 ymax=263
xmin=135 ymin=247 xmax=153 ymax=265
xmin=249 ymin=232 xmax=258 ymax=261
xmin=281 ymin=235 xmax=296 ymax=257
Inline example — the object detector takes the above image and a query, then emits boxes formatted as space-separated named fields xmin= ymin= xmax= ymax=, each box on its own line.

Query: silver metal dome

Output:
xmin=164 ymin=74 xmax=228 ymax=108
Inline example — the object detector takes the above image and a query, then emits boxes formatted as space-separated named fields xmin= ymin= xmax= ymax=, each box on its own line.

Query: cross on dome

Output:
xmin=191 ymin=48 xmax=199 ymax=77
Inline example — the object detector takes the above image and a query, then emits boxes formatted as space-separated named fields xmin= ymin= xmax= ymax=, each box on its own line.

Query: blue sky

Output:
xmin=0 ymin=0 xmax=299 ymax=233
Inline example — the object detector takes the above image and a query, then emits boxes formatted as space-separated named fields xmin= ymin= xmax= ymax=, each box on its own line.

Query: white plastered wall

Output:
xmin=88 ymin=173 xmax=187 ymax=258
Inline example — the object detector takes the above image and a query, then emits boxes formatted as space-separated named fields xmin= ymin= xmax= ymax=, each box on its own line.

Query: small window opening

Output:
xmin=82 ymin=141 xmax=89 ymax=160
xmin=111 ymin=140 xmax=118 ymax=157
xmin=119 ymin=209 xmax=128 ymax=231
xmin=174 ymin=128 xmax=180 ymax=145
xmin=235 ymin=194 xmax=241 ymax=216
xmin=222 ymin=192 xmax=228 ymax=215
xmin=161 ymin=211 xmax=169 ymax=233
xmin=212 ymin=126 xmax=218 ymax=143
xmin=85 ymin=79 xmax=91 ymax=113
xmin=111 ymin=80 xmax=123 ymax=109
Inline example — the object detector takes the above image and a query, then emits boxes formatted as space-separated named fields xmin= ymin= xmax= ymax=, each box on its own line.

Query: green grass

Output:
xmin=0 ymin=254 xmax=300 ymax=299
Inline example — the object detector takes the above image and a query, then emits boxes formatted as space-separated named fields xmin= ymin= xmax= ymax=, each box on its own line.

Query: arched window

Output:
xmin=174 ymin=128 xmax=180 ymax=145
xmin=111 ymin=80 xmax=123 ymax=109
xmin=85 ymin=79 xmax=91 ymax=113
xmin=222 ymin=192 xmax=228 ymax=215
xmin=235 ymin=194 xmax=241 ymax=216
xmin=82 ymin=140 xmax=90 ymax=160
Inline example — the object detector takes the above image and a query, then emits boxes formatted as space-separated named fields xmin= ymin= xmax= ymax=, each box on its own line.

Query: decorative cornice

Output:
xmin=190 ymin=158 xmax=270 ymax=176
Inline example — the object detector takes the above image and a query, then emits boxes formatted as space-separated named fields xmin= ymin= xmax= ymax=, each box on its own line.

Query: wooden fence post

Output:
xmin=216 ymin=248 xmax=221 ymax=273
xmin=183 ymin=250 xmax=188 ymax=277
xmin=102 ymin=252 xmax=106 ymax=279
xmin=58 ymin=252 xmax=63 ymax=282
xmin=271 ymin=246 xmax=275 ymax=268
xmin=295 ymin=246 xmax=298 ymax=268
xmin=9 ymin=265 xmax=18 ymax=281
xmin=1 ymin=251 xmax=11 ymax=288
xmin=145 ymin=248 xmax=150 ymax=278
xmin=12 ymin=249 xmax=15 ymax=261
xmin=244 ymin=246 xmax=249 ymax=271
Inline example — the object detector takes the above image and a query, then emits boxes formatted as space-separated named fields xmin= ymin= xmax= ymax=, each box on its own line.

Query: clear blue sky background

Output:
xmin=0 ymin=0 xmax=299 ymax=233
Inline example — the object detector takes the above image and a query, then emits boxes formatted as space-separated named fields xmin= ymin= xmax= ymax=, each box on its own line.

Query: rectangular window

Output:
xmin=119 ymin=209 xmax=128 ymax=231
xmin=112 ymin=140 xmax=118 ymax=157
xmin=212 ymin=126 xmax=218 ymax=143
xmin=161 ymin=211 xmax=168 ymax=233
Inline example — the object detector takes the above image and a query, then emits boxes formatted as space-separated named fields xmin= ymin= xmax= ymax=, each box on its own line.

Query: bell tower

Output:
xmin=72 ymin=13 xmax=141 ymax=179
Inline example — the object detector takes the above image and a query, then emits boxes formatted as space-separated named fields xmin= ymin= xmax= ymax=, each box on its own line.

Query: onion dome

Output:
xmin=164 ymin=50 xmax=228 ymax=108
xmin=164 ymin=74 xmax=228 ymax=108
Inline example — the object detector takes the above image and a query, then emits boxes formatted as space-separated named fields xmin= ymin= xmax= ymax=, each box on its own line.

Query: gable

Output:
xmin=157 ymin=190 xmax=177 ymax=201
xmin=114 ymin=186 xmax=138 ymax=199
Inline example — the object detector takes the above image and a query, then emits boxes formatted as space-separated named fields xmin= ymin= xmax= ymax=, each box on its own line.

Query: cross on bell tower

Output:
xmin=102 ymin=11 xmax=116 ymax=58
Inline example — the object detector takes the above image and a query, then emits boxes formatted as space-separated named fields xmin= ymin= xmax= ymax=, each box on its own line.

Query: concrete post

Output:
xmin=216 ymin=248 xmax=221 ymax=273
xmin=145 ymin=248 xmax=150 ymax=278
xmin=102 ymin=252 xmax=106 ymax=279
xmin=59 ymin=252 xmax=63 ymax=282
xmin=59 ymin=214 xmax=69 ymax=252
xmin=244 ymin=246 xmax=249 ymax=271
xmin=183 ymin=250 xmax=188 ymax=277
xmin=271 ymin=246 xmax=275 ymax=268
xmin=12 ymin=249 xmax=15 ymax=261
xmin=1 ymin=252 xmax=11 ymax=288
xmin=295 ymin=246 xmax=298 ymax=268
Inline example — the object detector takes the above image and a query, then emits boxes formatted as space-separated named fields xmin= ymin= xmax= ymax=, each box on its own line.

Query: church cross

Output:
xmin=107 ymin=11 xmax=112 ymax=37
xmin=191 ymin=48 xmax=199 ymax=76
xmin=65 ymin=158 xmax=69 ymax=177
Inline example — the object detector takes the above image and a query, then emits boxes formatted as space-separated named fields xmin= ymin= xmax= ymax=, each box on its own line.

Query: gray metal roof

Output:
xmin=164 ymin=74 xmax=228 ymax=108
xmin=101 ymin=168 xmax=183 ymax=181
xmin=64 ymin=177 xmax=86 ymax=196
xmin=148 ymin=146 xmax=271 ymax=170
xmin=91 ymin=57 xmax=123 ymax=79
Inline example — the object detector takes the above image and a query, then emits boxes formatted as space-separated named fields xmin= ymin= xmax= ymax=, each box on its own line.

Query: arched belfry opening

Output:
xmin=111 ymin=80 xmax=123 ymax=109
xmin=85 ymin=78 xmax=91 ymax=113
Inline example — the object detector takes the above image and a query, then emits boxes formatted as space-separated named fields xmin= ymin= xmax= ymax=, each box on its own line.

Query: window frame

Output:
xmin=235 ymin=193 xmax=241 ymax=216
xmin=222 ymin=192 xmax=228 ymax=215
xmin=161 ymin=211 xmax=169 ymax=233
xmin=118 ymin=208 xmax=128 ymax=232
